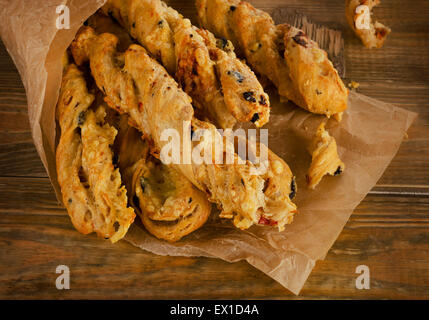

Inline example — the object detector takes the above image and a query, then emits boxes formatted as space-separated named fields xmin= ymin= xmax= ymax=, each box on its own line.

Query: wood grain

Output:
xmin=0 ymin=178 xmax=427 ymax=299
xmin=0 ymin=0 xmax=428 ymax=299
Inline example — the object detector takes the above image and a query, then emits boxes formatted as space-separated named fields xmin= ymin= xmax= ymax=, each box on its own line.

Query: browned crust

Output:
xmin=117 ymin=122 xmax=211 ymax=242
xmin=101 ymin=0 xmax=270 ymax=128
xmin=70 ymin=26 xmax=297 ymax=231
xmin=56 ymin=64 xmax=135 ymax=242
xmin=196 ymin=0 xmax=349 ymax=119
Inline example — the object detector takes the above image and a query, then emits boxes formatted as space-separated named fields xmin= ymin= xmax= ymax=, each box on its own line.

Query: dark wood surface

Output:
xmin=0 ymin=0 xmax=428 ymax=299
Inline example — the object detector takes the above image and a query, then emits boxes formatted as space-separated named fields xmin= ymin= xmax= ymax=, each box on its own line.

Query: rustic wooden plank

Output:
xmin=0 ymin=178 xmax=62 ymax=215
xmin=0 ymin=177 xmax=427 ymax=299
xmin=0 ymin=40 xmax=27 ymax=112
xmin=0 ymin=41 xmax=47 ymax=178
xmin=1 ymin=218 xmax=427 ymax=299
xmin=0 ymin=177 xmax=424 ymax=216
xmin=2 ymin=176 xmax=429 ymax=214
xmin=0 ymin=130 xmax=47 ymax=178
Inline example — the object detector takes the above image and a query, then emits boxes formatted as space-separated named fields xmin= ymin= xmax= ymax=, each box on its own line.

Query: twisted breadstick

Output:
xmin=87 ymin=13 xmax=211 ymax=240
xmin=56 ymin=63 xmax=135 ymax=242
xmin=71 ymin=27 xmax=263 ymax=229
xmin=71 ymin=26 xmax=297 ymax=231
xmin=116 ymin=118 xmax=211 ymax=242
xmin=196 ymin=0 xmax=348 ymax=120
xmin=101 ymin=0 xmax=270 ymax=129
xmin=245 ymin=138 xmax=298 ymax=229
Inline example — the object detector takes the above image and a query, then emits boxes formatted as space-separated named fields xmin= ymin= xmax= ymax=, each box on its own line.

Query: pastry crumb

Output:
xmin=307 ymin=123 xmax=345 ymax=189
xmin=348 ymin=81 xmax=360 ymax=90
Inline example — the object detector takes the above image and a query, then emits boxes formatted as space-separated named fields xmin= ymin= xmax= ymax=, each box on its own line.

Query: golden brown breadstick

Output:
xmin=345 ymin=0 xmax=391 ymax=49
xmin=56 ymin=63 xmax=135 ymax=242
xmin=70 ymin=26 xmax=297 ymax=231
xmin=71 ymin=27 xmax=260 ymax=228
xmin=247 ymin=139 xmax=297 ymax=230
xmin=306 ymin=123 xmax=345 ymax=189
xmin=101 ymin=0 xmax=270 ymax=129
xmin=196 ymin=0 xmax=348 ymax=120
xmin=117 ymin=120 xmax=211 ymax=242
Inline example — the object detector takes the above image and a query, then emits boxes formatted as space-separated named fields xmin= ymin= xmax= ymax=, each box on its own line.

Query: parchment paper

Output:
xmin=0 ymin=0 xmax=417 ymax=295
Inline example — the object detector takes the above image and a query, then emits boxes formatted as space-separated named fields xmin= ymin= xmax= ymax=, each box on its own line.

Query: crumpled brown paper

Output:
xmin=0 ymin=0 xmax=417 ymax=295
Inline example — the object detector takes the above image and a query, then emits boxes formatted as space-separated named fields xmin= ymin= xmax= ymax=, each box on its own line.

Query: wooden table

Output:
xmin=0 ymin=0 xmax=428 ymax=299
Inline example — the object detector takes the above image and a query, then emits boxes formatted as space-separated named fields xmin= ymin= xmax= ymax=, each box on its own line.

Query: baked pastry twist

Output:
xmin=306 ymin=123 xmax=345 ymax=189
xmin=196 ymin=0 xmax=348 ymax=120
xmin=85 ymin=14 xmax=291 ymax=226
xmin=115 ymin=117 xmax=211 ymax=242
xmin=56 ymin=63 xmax=135 ymax=242
xmin=71 ymin=26 xmax=297 ymax=230
xmin=346 ymin=0 xmax=391 ymax=49
xmin=101 ymin=0 xmax=270 ymax=129
xmin=246 ymin=139 xmax=297 ymax=230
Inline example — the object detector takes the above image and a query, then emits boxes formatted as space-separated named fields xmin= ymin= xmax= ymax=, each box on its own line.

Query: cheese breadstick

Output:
xmin=56 ymin=63 xmax=135 ymax=242
xmin=71 ymin=27 xmax=297 ymax=231
xmin=115 ymin=117 xmax=211 ymax=242
xmin=101 ymin=0 xmax=270 ymax=128
xmin=196 ymin=0 xmax=348 ymax=120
